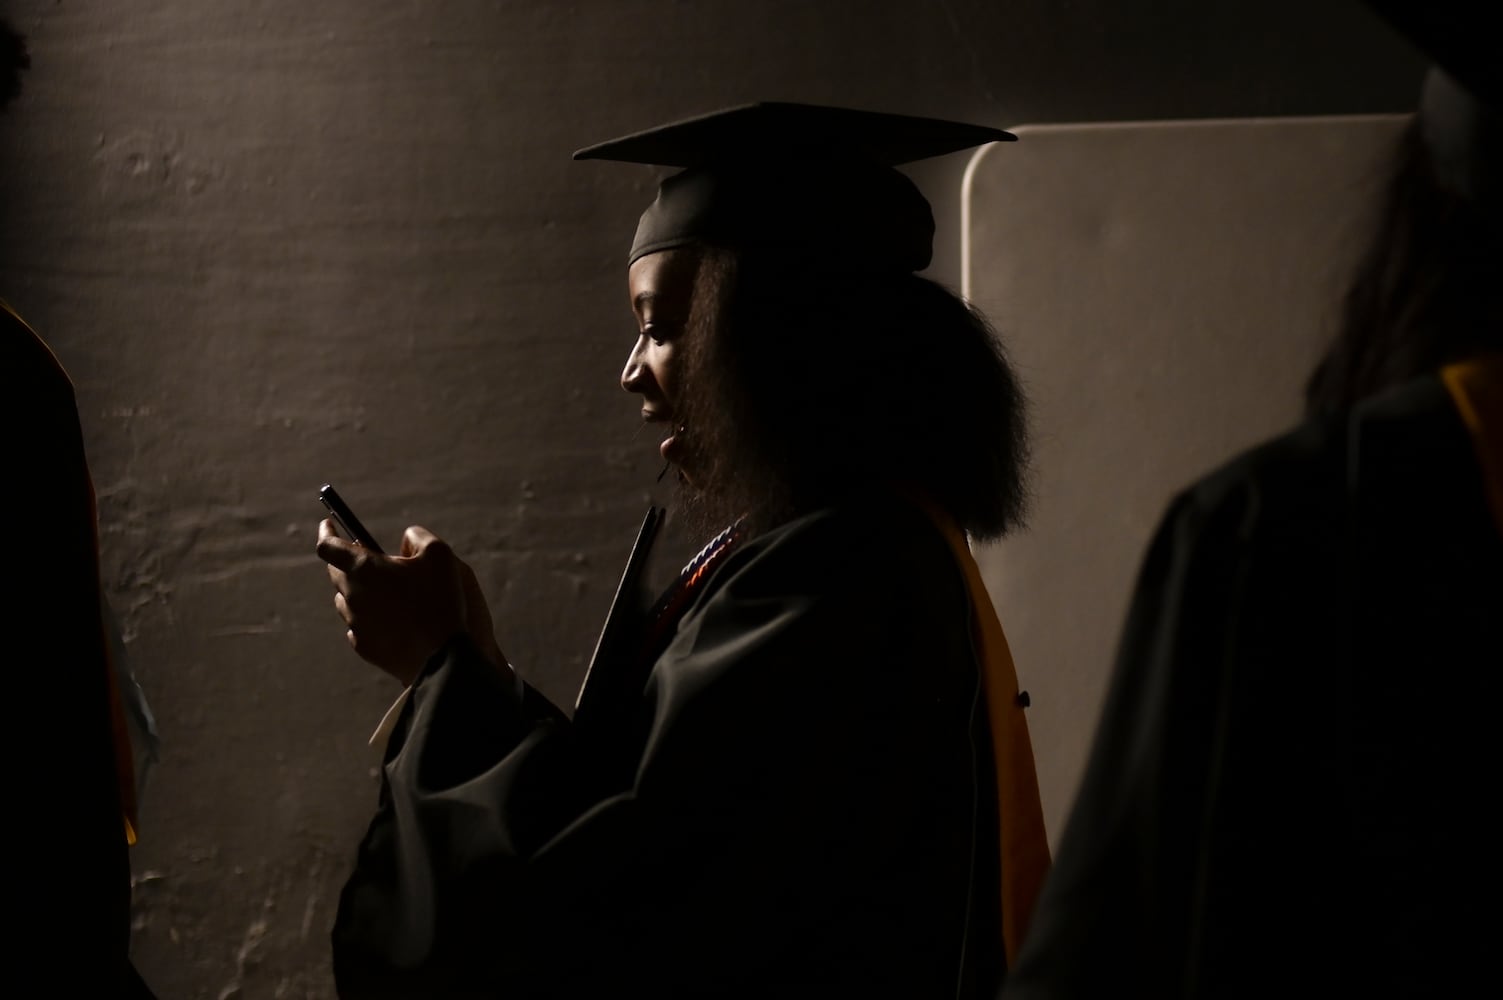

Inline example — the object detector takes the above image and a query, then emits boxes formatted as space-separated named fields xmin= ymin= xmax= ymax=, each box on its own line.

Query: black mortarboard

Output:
xmin=1364 ymin=2 xmax=1498 ymax=109
xmin=1364 ymin=1 xmax=1500 ymax=207
xmin=573 ymin=102 xmax=1015 ymax=273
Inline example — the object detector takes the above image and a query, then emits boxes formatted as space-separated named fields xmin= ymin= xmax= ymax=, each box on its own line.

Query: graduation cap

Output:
xmin=1364 ymin=0 xmax=1500 ymax=206
xmin=1365 ymin=2 xmax=1498 ymax=109
xmin=573 ymin=102 xmax=1014 ymax=273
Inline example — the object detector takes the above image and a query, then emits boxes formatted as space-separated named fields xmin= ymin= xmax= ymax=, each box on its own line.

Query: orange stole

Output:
xmin=1442 ymin=356 xmax=1503 ymax=534
xmin=919 ymin=501 xmax=1051 ymax=965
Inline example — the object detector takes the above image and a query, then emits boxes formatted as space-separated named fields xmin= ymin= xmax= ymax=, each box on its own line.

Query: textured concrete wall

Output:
xmin=0 ymin=1 xmax=1420 ymax=996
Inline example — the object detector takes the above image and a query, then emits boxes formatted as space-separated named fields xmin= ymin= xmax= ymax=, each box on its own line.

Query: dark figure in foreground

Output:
xmin=3 ymin=19 xmax=156 ymax=997
xmin=317 ymin=104 xmax=1050 ymax=997
xmin=1004 ymin=3 xmax=1502 ymax=997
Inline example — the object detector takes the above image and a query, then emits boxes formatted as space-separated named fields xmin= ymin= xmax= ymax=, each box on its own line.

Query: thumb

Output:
xmin=316 ymin=518 xmax=360 ymax=571
xmin=400 ymin=524 xmax=444 ymax=558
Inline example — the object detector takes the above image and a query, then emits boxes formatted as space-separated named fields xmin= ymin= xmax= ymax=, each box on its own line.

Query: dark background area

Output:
xmin=0 ymin=1 xmax=1422 ymax=996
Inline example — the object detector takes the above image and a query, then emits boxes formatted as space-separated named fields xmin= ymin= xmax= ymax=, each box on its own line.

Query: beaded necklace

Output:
xmin=636 ymin=518 xmax=746 ymax=665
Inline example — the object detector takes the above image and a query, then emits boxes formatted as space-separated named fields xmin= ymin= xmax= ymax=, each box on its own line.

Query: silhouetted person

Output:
xmin=1003 ymin=2 xmax=1501 ymax=997
xmin=316 ymin=104 xmax=1051 ymax=997
xmin=2 ymin=18 xmax=157 ymax=998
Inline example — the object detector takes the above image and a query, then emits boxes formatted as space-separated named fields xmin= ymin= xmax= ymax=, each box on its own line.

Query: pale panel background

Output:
xmin=964 ymin=114 xmax=1411 ymax=842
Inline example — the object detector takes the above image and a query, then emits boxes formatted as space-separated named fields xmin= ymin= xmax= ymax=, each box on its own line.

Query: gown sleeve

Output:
xmin=332 ymin=503 xmax=981 ymax=998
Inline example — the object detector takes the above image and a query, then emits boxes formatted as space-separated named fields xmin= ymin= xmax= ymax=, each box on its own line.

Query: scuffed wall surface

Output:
xmin=0 ymin=1 xmax=1419 ymax=996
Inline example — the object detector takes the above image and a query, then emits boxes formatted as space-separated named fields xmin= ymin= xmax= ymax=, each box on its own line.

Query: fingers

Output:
xmin=325 ymin=519 xmax=444 ymax=563
xmin=333 ymin=589 xmax=353 ymax=627
xmin=319 ymin=515 xmax=464 ymax=684
xmin=316 ymin=518 xmax=360 ymax=571
xmin=332 ymin=577 xmax=377 ymax=665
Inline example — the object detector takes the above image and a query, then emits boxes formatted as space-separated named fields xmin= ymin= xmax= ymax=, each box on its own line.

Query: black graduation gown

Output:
xmin=1002 ymin=375 xmax=1503 ymax=999
xmin=4 ymin=301 xmax=155 ymax=996
xmin=332 ymin=493 xmax=1004 ymax=998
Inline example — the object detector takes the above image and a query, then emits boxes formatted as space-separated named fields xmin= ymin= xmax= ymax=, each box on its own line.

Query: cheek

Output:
xmin=656 ymin=344 xmax=681 ymax=400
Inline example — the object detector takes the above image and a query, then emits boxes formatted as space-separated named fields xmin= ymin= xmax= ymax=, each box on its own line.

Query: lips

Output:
xmin=640 ymin=407 xmax=677 ymax=459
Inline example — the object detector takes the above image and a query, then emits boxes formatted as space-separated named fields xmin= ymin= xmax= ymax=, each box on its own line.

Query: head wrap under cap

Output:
xmin=627 ymin=155 xmax=936 ymax=271
xmin=575 ymin=102 xmax=1014 ymax=274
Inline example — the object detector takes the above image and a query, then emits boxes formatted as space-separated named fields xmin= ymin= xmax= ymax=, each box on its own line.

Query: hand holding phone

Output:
xmin=319 ymin=484 xmax=385 ymax=554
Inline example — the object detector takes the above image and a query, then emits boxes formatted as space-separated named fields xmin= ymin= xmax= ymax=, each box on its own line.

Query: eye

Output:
xmin=644 ymin=321 xmax=681 ymax=346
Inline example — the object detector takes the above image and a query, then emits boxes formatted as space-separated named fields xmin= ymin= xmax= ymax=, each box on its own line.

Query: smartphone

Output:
xmin=318 ymin=483 xmax=386 ymax=554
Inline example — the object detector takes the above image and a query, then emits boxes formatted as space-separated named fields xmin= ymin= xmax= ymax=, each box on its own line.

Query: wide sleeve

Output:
xmin=332 ymin=505 xmax=980 ymax=998
xmin=1001 ymin=484 xmax=1256 ymax=999
xmin=331 ymin=634 xmax=578 ymax=997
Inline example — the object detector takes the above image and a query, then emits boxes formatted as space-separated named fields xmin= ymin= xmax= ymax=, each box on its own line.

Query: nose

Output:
xmin=621 ymin=335 xmax=649 ymax=394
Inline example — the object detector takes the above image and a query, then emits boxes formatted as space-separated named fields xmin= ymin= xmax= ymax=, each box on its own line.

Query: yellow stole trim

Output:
xmin=1441 ymin=356 xmax=1503 ymax=534
xmin=919 ymin=499 xmax=1051 ymax=965
xmin=3 ymin=298 xmax=139 ymax=845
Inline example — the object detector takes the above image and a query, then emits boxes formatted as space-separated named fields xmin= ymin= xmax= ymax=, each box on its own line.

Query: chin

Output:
xmin=674 ymin=472 xmax=752 ymax=539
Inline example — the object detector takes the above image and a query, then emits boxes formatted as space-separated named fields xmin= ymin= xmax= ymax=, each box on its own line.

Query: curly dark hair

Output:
xmin=1 ymin=17 xmax=29 ymax=111
xmin=1305 ymin=118 xmax=1503 ymax=413
xmin=670 ymin=247 xmax=1030 ymax=541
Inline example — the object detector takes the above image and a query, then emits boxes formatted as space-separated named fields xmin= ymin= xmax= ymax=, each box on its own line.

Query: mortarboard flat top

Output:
xmin=573 ymin=101 xmax=1014 ymax=168
xmin=1364 ymin=1 xmax=1499 ymax=108
xmin=574 ymin=102 xmax=1016 ymax=272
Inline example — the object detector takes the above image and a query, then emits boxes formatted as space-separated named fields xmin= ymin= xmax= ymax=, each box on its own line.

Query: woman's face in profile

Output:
xmin=623 ymin=248 xmax=702 ymax=482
